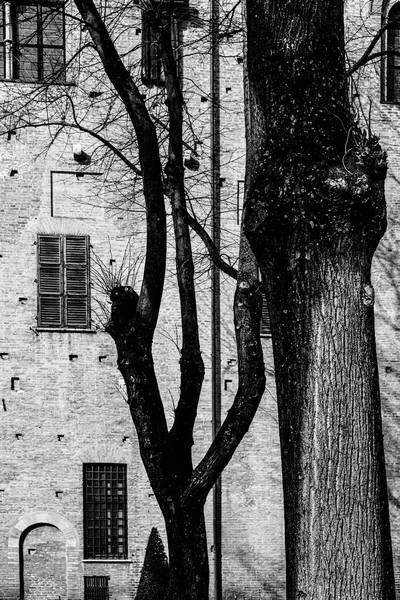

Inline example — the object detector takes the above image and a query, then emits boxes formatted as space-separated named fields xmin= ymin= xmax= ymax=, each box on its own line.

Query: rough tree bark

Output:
xmin=244 ymin=0 xmax=395 ymax=598
xmin=74 ymin=1 xmax=266 ymax=598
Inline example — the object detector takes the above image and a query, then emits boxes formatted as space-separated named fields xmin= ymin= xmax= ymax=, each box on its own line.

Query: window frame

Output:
xmin=0 ymin=0 xmax=66 ymax=83
xmin=83 ymin=463 xmax=128 ymax=560
xmin=141 ymin=7 xmax=182 ymax=87
xmin=37 ymin=234 xmax=91 ymax=330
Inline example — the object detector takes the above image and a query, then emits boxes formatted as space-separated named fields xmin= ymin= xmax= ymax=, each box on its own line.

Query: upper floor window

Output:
xmin=383 ymin=3 xmax=400 ymax=103
xmin=37 ymin=234 xmax=91 ymax=330
xmin=83 ymin=464 xmax=128 ymax=560
xmin=0 ymin=1 xmax=65 ymax=82
xmin=141 ymin=8 xmax=182 ymax=86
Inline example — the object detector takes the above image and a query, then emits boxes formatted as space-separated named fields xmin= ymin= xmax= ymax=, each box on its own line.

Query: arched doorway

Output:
xmin=20 ymin=524 xmax=67 ymax=600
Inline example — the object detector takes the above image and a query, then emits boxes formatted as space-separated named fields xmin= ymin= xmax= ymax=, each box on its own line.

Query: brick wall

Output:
xmin=6 ymin=0 xmax=400 ymax=599
xmin=23 ymin=526 xmax=67 ymax=600
xmin=0 ymin=1 xmax=287 ymax=595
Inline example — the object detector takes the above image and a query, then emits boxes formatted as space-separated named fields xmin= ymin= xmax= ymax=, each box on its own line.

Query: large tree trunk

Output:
xmin=163 ymin=500 xmax=209 ymax=600
xmin=244 ymin=0 xmax=395 ymax=597
xmin=262 ymin=222 xmax=394 ymax=599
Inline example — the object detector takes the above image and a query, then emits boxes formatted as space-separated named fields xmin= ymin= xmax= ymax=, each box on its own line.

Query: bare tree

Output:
xmin=0 ymin=0 xmax=266 ymax=597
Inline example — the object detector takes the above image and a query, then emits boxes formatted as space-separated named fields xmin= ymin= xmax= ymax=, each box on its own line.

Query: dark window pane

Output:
xmin=0 ymin=4 xmax=4 ymax=43
xmin=141 ymin=14 xmax=164 ymax=86
xmin=0 ymin=45 xmax=5 ymax=78
xmin=42 ymin=46 xmax=64 ymax=81
xmin=15 ymin=45 xmax=38 ymax=81
xmin=15 ymin=5 xmax=38 ymax=45
xmin=41 ymin=6 xmax=63 ymax=45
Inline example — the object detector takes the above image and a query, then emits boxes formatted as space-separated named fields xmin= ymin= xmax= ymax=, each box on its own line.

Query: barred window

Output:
xmin=84 ymin=576 xmax=109 ymax=600
xmin=37 ymin=234 xmax=90 ymax=330
xmin=387 ymin=4 xmax=400 ymax=102
xmin=83 ymin=464 xmax=128 ymax=560
xmin=0 ymin=1 xmax=65 ymax=82
xmin=260 ymin=292 xmax=271 ymax=337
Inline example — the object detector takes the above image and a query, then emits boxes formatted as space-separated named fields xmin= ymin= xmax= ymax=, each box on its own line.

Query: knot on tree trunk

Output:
xmin=234 ymin=279 xmax=263 ymax=333
xmin=106 ymin=285 xmax=139 ymax=336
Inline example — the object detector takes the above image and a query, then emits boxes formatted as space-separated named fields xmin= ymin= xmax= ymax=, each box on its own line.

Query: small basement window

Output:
xmin=84 ymin=576 xmax=110 ymax=600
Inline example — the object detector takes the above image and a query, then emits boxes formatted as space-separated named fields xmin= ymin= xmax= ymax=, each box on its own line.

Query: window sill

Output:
xmin=83 ymin=559 xmax=132 ymax=563
xmin=35 ymin=328 xmax=96 ymax=334
xmin=0 ymin=78 xmax=75 ymax=87
xmin=380 ymin=99 xmax=400 ymax=105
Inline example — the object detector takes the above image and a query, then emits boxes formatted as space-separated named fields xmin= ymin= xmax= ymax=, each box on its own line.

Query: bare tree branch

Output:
xmin=186 ymin=212 xmax=238 ymax=280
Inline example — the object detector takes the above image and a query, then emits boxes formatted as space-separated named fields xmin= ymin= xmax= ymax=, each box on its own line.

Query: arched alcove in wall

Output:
xmin=21 ymin=524 xmax=67 ymax=600
xmin=6 ymin=511 xmax=80 ymax=600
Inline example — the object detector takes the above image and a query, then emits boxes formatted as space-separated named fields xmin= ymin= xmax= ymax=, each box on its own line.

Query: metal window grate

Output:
xmin=260 ymin=292 xmax=271 ymax=336
xmin=83 ymin=464 xmax=128 ymax=559
xmin=84 ymin=576 xmax=109 ymax=600
xmin=387 ymin=4 xmax=400 ymax=103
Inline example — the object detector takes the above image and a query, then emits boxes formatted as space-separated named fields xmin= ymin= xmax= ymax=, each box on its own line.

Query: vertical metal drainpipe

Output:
xmin=210 ymin=0 xmax=222 ymax=596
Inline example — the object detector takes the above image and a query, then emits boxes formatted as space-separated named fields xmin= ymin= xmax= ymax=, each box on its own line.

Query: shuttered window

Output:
xmin=260 ymin=292 xmax=271 ymax=336
xmin=37 ymin=234 xmax=90 ymax=329
xmin=84 ymin=576 xmax=109 ymax=600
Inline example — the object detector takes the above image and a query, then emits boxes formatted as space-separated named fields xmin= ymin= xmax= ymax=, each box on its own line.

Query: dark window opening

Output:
xmin=83 ymin=464 xmax=128 ymax=560
xmin=84 ymin=576 xmax=110 ymax=600
xmin=0 ymin=1 xmax=65 ymax=82
xmin=37 ymin=234 xmax=90 ymax=329
xmin=141 ymin=7 xmax=182 ymax=87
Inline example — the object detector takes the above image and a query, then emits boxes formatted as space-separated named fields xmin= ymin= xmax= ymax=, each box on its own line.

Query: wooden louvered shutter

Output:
xmin=65 ymin=236 xmax=90 ymax=328
xmin=38 ymin=235 xmax=62 ymax=327
xmin=260 ymin=292 xmax=271 ymax=336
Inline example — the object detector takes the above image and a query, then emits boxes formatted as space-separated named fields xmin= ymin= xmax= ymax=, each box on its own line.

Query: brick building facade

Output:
xmin=0 ymin=1 xmax=284 ymax=599
xmin=2 ymin=0 xmax=400 ymax=598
